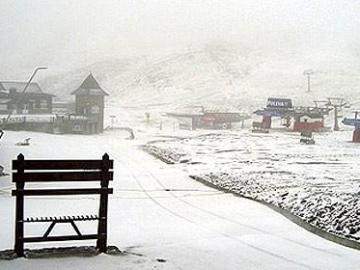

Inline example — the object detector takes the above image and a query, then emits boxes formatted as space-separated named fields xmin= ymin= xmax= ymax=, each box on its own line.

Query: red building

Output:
xmin=292 ymin=113 xmax=324 ymax=131
xmin=292 ymin=106 xmax=330 ymax=132
xmin=167 ymin=107 xmax=249 ymax=130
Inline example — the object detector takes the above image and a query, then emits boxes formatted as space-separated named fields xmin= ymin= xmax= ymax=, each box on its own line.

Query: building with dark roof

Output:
xmin=1 ymin=81 xmax=43 ymax=94
xmin=0 ymin=81 xmax=54 ymax=114
xmin=71 ymin=74 xmax=109 ymax=97
xmin=69 ymin=74 xmax=108 ymax=134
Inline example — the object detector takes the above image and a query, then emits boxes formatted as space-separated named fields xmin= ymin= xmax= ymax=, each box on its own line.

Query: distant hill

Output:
xmin=40 ymin=57 xmax=142 ymax=101
xmin=40 ymin=45 xmax=360 ymax=112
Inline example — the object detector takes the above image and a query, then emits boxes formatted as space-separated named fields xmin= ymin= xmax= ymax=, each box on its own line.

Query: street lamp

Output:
xmin=20 ymin=67 xmax=48 ymax=95
xmin=1 ymin=66 xmax=48 ymax=130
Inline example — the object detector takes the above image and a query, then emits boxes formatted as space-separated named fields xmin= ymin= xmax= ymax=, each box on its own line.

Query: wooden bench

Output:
xmin=12 ymin=153 xmax=114 ymax=257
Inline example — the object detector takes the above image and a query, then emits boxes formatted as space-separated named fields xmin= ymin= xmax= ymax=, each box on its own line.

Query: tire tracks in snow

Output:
xmin=132 ymin=157 xmax=341 ymax=257
xmin=106 ymin=146 xmax=320 ymax=270
xmin=119 ymin=146 xmax=340 ymax=255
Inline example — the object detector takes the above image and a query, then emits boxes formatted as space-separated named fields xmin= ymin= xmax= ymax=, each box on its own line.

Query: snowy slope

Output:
xmin=145 ymin=129 xmax=360 ymax=243
xmin=41 ymin=45 xmax=360 ymax=111
xmin=2 ymin=131 xmax=360 ymax=269
xmin=40 ymin=57 xmax=144 ymax=101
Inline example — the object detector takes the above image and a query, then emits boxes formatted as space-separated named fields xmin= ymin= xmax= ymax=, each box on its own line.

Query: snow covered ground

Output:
xmin=1 ymin=130 xmax=360 ymax=269
xmin=145 ymin=127 xmax=360 ymax=244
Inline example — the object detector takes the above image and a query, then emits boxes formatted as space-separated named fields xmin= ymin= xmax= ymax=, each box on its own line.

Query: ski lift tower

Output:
xmin=303 ymin=69 xmax=314 ymax=93
xmin=326 ymin=97 xmax=347 ymax=131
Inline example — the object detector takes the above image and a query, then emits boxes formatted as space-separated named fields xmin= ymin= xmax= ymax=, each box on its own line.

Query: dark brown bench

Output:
xmin=12 ymin=153 xmax=113 ymax=257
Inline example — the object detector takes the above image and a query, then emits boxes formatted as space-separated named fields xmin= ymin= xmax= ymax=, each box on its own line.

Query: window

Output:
xmin=91 ymin=105 xmax=100 ymax=114
xmin=72 ymin=124 xmax=82 ymax=132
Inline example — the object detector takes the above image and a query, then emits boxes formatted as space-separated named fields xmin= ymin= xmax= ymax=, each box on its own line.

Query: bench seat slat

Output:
xmin=13 ymin=159 xmax=113 ymax=170
xmin=24 ymin=215 xmax=99 ymax=222
xmin=12 ymin=188 xmax=113 ymax=196
xmin=12 ymin=171 xmax=113 ymax=182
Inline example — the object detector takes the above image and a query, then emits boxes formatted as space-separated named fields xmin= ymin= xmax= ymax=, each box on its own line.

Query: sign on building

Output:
xmin=266 ymin=98 xmax=293 ymax=109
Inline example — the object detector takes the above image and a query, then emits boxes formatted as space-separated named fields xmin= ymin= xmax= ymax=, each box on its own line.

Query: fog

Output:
xmin=1 ymin=0 xmax=360 ymax=78
xmin=3 ymin=3 xmax=360 ymax=267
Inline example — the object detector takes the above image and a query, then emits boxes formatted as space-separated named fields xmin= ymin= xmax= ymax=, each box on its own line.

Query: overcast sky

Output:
xmin=1 ymin=0 xmax=360 ymax=77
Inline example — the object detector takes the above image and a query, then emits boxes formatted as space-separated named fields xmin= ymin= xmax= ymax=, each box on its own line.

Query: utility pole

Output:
xmin=303 ymin=70 xmax=314 ymax=93
xmin=327 ymin=97 xmax=347 ymax=131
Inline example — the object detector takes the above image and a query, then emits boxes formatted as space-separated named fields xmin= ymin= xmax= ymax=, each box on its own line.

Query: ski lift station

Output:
xmin=253 ymin=97 xmax=331 ymax=132
xmin=167 ymin=106 xmax=250 ymax=130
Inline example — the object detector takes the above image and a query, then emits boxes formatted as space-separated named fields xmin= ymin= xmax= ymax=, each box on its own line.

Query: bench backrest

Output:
xmin=11 ymin=153 xmax=114 ymax=256
xmin=12 ymin=153 xmax=113 ymax=196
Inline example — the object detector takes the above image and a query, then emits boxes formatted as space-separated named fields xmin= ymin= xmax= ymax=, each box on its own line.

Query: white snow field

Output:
xmin=1 ymin=130 xmax=360 ymax=269
xmin=145 ymin=127 xmax=360 ymax=243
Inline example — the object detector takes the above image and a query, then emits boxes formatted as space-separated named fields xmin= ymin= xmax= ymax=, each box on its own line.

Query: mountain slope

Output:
xmin=40 ymin=45 xmax=360 ymax=111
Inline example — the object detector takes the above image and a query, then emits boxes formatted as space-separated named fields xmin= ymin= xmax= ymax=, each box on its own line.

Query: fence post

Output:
xmin=14 ymin=153 xmax=25 ymax=257
xmin=96 ymin=153 xmax=110 ymax=252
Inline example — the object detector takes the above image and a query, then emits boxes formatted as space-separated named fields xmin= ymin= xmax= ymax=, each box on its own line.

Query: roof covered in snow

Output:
xmin=71 ymin=74 xmax=109 ymax=96
xmin=0 ymin=98 xmax=11 ymax=104
xmin=0 ymin=81 xmax=43 ymax=94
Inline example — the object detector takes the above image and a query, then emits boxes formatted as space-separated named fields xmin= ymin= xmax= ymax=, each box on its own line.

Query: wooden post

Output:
xmin=96 ymin=153 xmax=110 ymax=252
xmin=14 ymin=153 xmax=25 ymax=257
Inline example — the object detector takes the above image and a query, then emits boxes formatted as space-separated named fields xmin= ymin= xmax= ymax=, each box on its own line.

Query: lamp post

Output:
xmin=20 ymin=67 xmax=48 ymax=95
xmin=1 ymin=67 xmax=48 ymax=131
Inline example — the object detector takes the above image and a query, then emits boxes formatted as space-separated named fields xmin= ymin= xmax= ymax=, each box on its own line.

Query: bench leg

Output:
xmin=14 ymin=154 xmax=25 ymax=257
xmin=96 ymin=217 xmax=107 ymax=252
xmin=97 ymin=154 xmax=110 ymax=253
xmin=14 ymin=219 xmax=24 ymax=257
xmin=97 ymin=190 xmax=108 ymax=252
